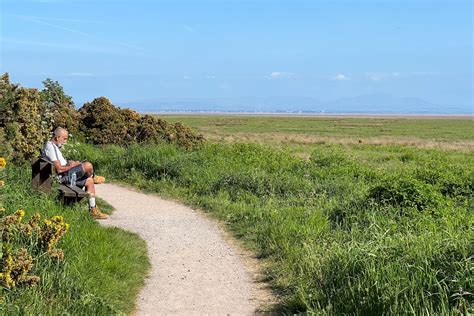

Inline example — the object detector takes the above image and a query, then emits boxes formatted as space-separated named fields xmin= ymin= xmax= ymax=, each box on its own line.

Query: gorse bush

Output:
xmin=80 ymin=97 xmax=135 ymax=145
xmin=41 ymin=78 xmax=81 ymax=135
xmin=73 ymin=141 xmax=474 ymax=314
xmin=75 ymin=96 xmax=203 ymax=147
xmin=1 ymin=211 xmax=69 ymax=289
xmin=0 ymin=158 xmax=69 ymax=292
xmin=0 ymin=74 xmax=52 ymax=162
xmin=0 ymin=74 xmax=203 ymax=162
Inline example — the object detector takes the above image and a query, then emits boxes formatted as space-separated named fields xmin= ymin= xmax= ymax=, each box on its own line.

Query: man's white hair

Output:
xmin=54 ymin=127 xmax=68 ymax=137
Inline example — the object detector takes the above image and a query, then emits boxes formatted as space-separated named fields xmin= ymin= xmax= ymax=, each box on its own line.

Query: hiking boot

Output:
xmin=90 ymin=206 xmax=108 ymax=220
xmin=93 ymin=175 xmax=106 ymax=184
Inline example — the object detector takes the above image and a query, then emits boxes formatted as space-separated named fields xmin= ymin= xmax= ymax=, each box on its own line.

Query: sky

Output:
xmin=0 ymin=0 xmax=472 ymax=112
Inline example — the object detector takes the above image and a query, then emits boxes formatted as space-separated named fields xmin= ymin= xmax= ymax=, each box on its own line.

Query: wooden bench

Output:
xmin=31 ymin=157 xmax=88 ymax=204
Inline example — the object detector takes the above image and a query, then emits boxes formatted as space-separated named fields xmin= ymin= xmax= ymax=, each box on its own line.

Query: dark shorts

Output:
xmin=60 ymin=164 xmax=89 ymax=188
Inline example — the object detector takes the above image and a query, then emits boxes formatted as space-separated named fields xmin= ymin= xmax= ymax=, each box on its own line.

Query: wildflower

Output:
xmin=0 ymin=157 xmax=6 ymax=168
xmin=0 ymin=180 xmax=4 ymax=187
xmin=52 ymin=215 xmax=63 ymax=222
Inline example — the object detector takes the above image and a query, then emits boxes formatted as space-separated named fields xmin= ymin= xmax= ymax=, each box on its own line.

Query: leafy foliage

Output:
xmin=0 ymin=74 xmax=52 ymax=162
xmin=40 ymin=78 xmax=81 ymax=135
xmin=80 ymin=97 xmax=203 ymax=147
xmin=79 ymin=97 xmax=131 ymax=145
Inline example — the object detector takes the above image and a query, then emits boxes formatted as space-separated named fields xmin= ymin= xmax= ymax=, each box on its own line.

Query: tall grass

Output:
xmin=1 ymin=167 xmax=150 ymax=314
xmin=73 ymin=141 xmax=473 ymax=314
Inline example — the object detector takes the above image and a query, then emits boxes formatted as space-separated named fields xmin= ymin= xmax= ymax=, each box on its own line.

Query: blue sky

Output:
xmin=0 ymin=0 xmax=472 ymax=112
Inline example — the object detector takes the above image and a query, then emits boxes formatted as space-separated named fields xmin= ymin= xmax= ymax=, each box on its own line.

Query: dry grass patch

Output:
xmin=206 ymin=132 xmax=474 ymax=151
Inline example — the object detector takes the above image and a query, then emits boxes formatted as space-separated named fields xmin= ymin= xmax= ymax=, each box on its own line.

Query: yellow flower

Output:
xmin=16 ymin=210 xmax=25 ymax=217
xmin=0 ymin=157 xmax=6 ymax=168
xmin=0 ymin=180 xmax=5 ymax=187
xmin=0 ymin=208 xmax=5 ymax=213
xmin=52 ymin=215 xmax=63 ymax=222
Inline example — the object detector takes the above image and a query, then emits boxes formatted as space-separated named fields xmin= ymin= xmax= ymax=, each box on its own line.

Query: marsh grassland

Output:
xmin=72 ymin=115 xmax=473 ymax=314
xmin=162 ymin=115 xmax=474 ymax=153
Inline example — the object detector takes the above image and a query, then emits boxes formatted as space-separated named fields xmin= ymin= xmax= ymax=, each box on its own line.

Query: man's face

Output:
xmin=56 ymin=133 xmax=68 ymax=148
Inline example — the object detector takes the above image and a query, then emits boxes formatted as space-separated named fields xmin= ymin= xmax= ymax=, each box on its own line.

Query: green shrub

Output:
xmin=40 ymin=78 xmax=81 ymax=135
xmin=310 ymin=146 xmax=354 ymax=168
xmin=79 ymin=97 xmax=132 ymax=145
xmin=368 ymin=175 xmax=443 ymax=211
xmin=0 ymin=74 xmax=52 ymax=162
xmin=413 ymin=162 xmax=473 ymax=199
xmin=79 ymin=98 xmax=203 ymax=147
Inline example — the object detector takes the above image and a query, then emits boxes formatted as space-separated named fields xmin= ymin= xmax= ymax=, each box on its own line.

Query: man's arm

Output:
xmin=53 ymin=160 xmax=77 ymax=174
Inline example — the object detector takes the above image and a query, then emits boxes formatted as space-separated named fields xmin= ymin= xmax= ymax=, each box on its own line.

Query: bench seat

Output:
xmin=31 ymin=157 xmax=88 ymax=204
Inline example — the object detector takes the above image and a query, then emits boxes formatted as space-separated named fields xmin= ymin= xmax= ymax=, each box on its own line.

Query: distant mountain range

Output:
xmin=117 ymin=94 xmax=472 ymax=114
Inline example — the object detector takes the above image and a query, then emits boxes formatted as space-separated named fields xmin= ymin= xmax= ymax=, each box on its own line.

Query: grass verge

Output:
xmin=1 ymin=166 xmax=151 ymax=314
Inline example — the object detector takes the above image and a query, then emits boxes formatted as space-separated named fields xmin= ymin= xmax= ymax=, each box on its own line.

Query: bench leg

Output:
xmin=61 ymin=195 xmax=77 ymax=205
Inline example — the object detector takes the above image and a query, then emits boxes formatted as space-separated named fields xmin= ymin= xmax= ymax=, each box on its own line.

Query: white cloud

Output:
xmin=267 ymin=71 xmax=294 ymax=79
xmin=332 ymin=74 xmax=350 ymax=81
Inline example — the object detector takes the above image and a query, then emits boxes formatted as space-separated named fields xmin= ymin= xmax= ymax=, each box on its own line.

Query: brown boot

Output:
xmin=93 ymin=175 xmax=106 ymax=184
xmin=90 ymin=206 xmax=108 ymax=220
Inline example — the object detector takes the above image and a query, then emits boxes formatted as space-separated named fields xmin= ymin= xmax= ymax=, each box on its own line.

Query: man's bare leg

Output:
xmin=82 ymin=163 xmax=107 ymax=219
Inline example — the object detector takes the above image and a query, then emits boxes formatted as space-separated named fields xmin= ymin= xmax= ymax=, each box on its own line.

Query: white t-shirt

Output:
xmin=43 ymin=141 xmax=67 ymax=166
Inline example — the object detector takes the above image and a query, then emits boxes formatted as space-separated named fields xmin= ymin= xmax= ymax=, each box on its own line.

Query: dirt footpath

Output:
xmin=95 ymin=183 xmax=273 ymax=315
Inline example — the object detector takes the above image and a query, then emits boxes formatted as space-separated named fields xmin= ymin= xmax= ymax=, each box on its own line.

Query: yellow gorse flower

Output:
xmin=52 ymin=215 xmax=64 ymax=222
xmin=0 ymin=157 xmax=6 ymax=168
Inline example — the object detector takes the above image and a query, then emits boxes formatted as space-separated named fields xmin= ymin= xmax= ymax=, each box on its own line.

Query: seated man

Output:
xmin=42 ymin=127 xmax=108 ymax=220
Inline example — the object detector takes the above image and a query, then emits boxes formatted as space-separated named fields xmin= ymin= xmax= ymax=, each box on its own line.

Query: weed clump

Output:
xmin=368 ymin=175 xmax=443 ymax=211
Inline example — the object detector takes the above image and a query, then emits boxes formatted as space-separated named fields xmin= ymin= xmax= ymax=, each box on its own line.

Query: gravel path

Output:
xmin=95 ymin=183 xmax=272 ymax=315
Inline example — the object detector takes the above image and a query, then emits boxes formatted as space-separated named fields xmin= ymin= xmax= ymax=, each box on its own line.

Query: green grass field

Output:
xmin=70 ymin=115 xmax=473 ymax=314
xmin=160 ymin=115 xmax=474 ymax=155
